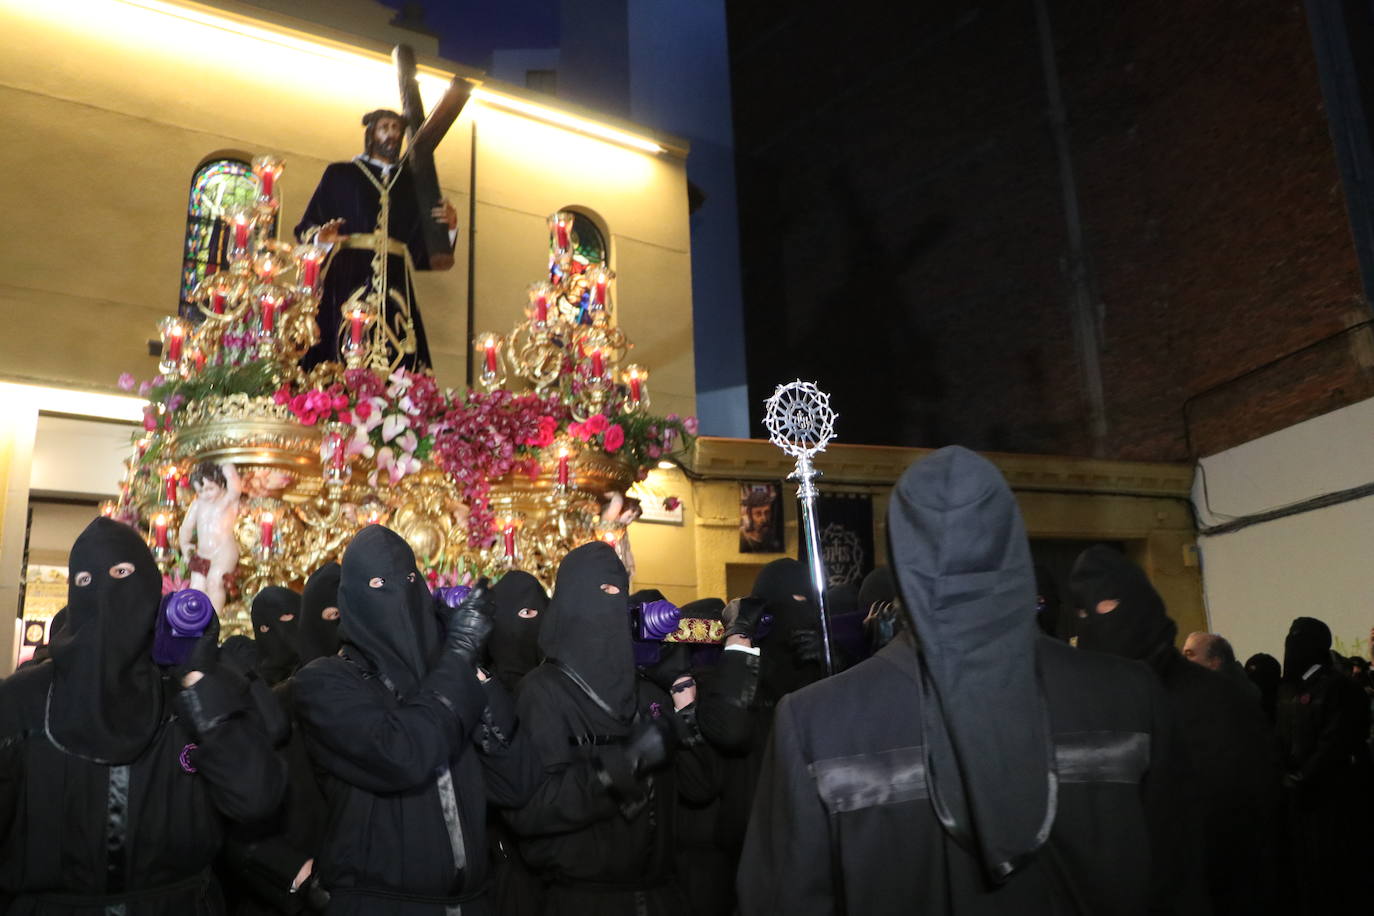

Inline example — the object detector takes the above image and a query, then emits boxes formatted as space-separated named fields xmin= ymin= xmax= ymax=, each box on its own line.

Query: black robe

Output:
xmin=294 ymin=159 xmax=436 ymax=371
xmin=1275 ymin=662 xmax=1374 ymax=912
xmin=501 ymin=542 xmax=717 ymax=916
xmin=1072 ymin=546 xmax=1281 ymax=914
xmin=737 ymin=634 xmax=1198 ymax=915
xmin=503 ymin=668 xmax=717 ymax=916
xmin=0 ymin=665 xmax=286 ymax=914
xmin=291 ymin=526 xmax=541 ymax=915
xmin=0 ymin=516 xmax=286 ymax=915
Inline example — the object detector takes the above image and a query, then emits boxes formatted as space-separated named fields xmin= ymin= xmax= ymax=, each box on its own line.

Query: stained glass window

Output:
xmin=178 ymin=159 xmax=259 ymax=320
xmin=569 ymin=211 xmax=608 ymax=267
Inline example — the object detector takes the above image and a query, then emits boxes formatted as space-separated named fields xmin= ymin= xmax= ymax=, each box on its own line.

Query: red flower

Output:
xmin=569 ymin=421 xmax=591 ymax=442
xmin=664 ymin=496 xmax=681 ymax=511
xmin=354 ymin=400 xmax=373 ymax=421
xmin=603 ymin=424 xmax=625 ymax=452
xmin=584 ymin=413 xmax=610 ymax=435
xmin=272 ymin=386 xmax=291 ymax=405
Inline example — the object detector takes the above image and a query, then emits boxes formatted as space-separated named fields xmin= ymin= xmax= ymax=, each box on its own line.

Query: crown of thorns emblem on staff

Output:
xmin=763 ymin=380 xmax=837 ymax=459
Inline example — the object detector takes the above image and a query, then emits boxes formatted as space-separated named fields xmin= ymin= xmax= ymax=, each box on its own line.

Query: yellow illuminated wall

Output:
xmin=0 ymin=0 xmax=694 ymax=416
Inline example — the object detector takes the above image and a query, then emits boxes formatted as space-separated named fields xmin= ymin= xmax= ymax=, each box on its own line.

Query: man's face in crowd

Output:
xmin=368 ymin=117 xmax=404 ymax=163
xmin=1182 ymin=632 xmax=1221 ymax=671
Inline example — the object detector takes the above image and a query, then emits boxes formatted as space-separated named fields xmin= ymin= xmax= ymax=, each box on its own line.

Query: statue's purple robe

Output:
xmin=294 ymin=158 xmax=436 ymax=371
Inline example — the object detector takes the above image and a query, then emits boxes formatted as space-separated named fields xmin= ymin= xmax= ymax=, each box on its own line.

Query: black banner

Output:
xmin=798 ymin=492 xmax=875 ymax=588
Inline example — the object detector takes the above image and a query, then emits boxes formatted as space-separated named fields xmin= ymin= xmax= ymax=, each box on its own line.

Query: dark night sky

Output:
xmin=378 ymin=0 xmax=559 ymax=67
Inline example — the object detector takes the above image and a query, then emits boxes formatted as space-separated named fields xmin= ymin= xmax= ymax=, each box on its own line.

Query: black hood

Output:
xmin=888 ymin=446 xmax=1053 ymax=884
xmin=299 ymin=562 xmax=342 ymax=664
xmin=540 ymin=541 xmax=637 ymax=723
xmin=1283 ymin=617 xmax=1332 ymax=681
xmin=488 ymin=570 xmax=548 ymax=692
xmin=337 ymin=526 xmax=438 ymax=697
xmin=1069 ymin=546 xmax=1176 ymax=660
xmin=751 ymin=557 xmax=825 ymax=699
xmin=251 ymin=586 xmax=302 ymax=685
xmin=48 ymin=517 xmax=165 ymax=763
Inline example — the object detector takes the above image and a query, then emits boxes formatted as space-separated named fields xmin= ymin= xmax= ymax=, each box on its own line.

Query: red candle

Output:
xmin=592 ymin=273 xmax=608 ymax=306
xmin=164 ymin=472 xmax=178 ymax=504
xmin=303 ymin=256 xmax=320 ymax=290
xmin=135 ymin=437 xmax=150 ymax=458
xmin=233 ymin=218 xmax=249 ymax=250
xmin=484 ymin=340 xmax=498 ymax=375
xmin=261 ymin=296 xmax=277 ymax=332
xmin=153 ymin=514 xmax=168 ymax=549
xmin=629 ymin=375 xmax=643 ymax=402
xmin=166 ymin=326 xmax=184 ymax=363
xmin=556 ymin=218 xmax=570 ymax=251
xmin=349 ymin=311 xmax=365 ymax=346
xmin=327 ymin=431 xmax=346 ymax=469
xmin=535 ymin=294 xmax=548 ymax=324
xmin=211 ymin=290 xmax=226 ymax=314
xmin=503 ymin=525 xmax=516 ymax=558
xmin=260 ymin=513 xmax=275 ymax=550
xmin=557 ymin=451 xmax=570 ymax=486
xmin=192 ymin=348 xmax=206 ymax=373
xmin=590 ymin=349 xmax=605 ymax=378
xmin=260 ymin=170 xmax=275 ymax=198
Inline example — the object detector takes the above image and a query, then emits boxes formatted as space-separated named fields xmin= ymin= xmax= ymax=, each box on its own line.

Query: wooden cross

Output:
xmin=392 ymin=44 xmax=472 ymax=271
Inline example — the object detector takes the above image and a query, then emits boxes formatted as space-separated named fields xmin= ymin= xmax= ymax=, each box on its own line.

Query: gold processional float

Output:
xmin=105 ymin=156 xmax=698 ymax=637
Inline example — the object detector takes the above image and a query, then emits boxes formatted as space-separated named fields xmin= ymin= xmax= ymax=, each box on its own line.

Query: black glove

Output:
xmin=443 ymin=579 xmax=494 ymax=664
xmin=642 ymin=643 xmax=692 ymax=693
xmin=594 ymin=714 xmax=678 ymax=810
xmin=724 ymin=596 xmax=767 ymax=641
xmin=217 ymin=635 xmax=259 ymax=680
xmin=297 ymin=873 xmax=330 ymax=912
xmin=789 ymin=627 xmax=824 ymax=665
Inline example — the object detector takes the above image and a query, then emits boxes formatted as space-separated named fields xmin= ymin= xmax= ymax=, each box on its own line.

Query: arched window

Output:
xmin=178 ymin=158 xmax=258 ymax=319
xmin=567 ymin=211 xmax=608 ymax=267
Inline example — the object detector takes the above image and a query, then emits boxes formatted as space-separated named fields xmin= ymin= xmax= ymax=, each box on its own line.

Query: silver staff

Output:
xmin=763 ymin=380 xmax=839 ymax=676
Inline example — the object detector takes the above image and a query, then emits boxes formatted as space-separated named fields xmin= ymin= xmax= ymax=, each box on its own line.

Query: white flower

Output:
xmin=381 ymin=413 xmax=410 ymax=443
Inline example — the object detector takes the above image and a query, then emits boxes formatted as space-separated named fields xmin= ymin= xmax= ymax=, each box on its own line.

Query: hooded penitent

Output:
xmin=681 ymin=597 xmax=726 ymax=668
xmin=337 ymin=526 xmax=438 ymax=697
xmin=887 ymin=446 xmax=1054 ymax=884
xmin=1069 ymin=545 xmax=1176 ymax=661
xmin=47 ymin=517 xmax=165 ymax=764
xmin=488 ymin=569 xmax=548 ymax=691
xmin=251 ymin=586 xmax=302 ymax=685
xmin=539 ymin=541 xmax=637 ymax=723
xmin=298 ymin=561 xmax=342 ymax=664
xmin=1283 ymin=616 xmax=1333 ymax=682
xmin=751 ymin=557 xmax=825 ymax=699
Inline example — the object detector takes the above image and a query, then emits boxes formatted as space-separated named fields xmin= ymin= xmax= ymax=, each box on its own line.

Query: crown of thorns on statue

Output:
xmin=362 ymin=109 xmax=405 ymax=129
xmin=742 ymin=487 xmax=775 ymax=509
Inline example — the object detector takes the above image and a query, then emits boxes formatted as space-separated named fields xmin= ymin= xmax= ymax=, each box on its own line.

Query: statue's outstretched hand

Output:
xmin=432 ymin=199 xmax=458 ymax=230
xmin=317 ymin=218 xmax=347 ymax=244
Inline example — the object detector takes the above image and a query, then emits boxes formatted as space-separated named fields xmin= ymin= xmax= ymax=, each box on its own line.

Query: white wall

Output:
xmin=1193 ymin=396 xmax=1374 ymax=662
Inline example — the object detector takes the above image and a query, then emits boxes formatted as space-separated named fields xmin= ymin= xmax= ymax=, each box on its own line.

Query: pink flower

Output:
xmin=647 ymin=444 xmax=662 ymax=459
xmin=664 ymin=496 xmax=681 ymax=511
xmin=166 ymin=394 xmax=186 ymax=412
xmin=272 ymin=386 xmax=291 ymax=406
xmin=584 ymin=413 xmax=610 ymax=435
xmin=332 ymin=394 xmax=349 ymax=411
xmin=337 ymin=409 xmax=352 ymax=425
xmin=569 ymin=421 xmax=591 ymax=442
xmin=683 ymin=416 xmax=699 ymax=434
xmin=117 ymin=372 xmax=136 ymax=391
xmin=354 ymin=400 xmax=373 ymax=421
xmin=138 ymin=380 xmax=154 ymax=398
xmin=603 ymin=424 xmax=625 ymax=452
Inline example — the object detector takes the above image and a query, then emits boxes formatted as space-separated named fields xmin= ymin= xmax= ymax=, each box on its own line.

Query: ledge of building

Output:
xmin=685 ymin=437 xmax=1193 ymax=499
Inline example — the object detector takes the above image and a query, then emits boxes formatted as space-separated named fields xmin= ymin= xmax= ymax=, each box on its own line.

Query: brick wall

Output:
xmin=729 ymin=0 xmax=1366 ymax=460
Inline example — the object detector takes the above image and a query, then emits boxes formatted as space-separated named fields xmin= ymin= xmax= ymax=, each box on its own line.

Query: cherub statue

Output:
xmin=178 ymin=460 xmax=243 ymax=612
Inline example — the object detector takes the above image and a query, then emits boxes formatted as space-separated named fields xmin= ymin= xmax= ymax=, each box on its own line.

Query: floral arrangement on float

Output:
xmin=106 ymin=157 xmax=694 ymax=633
